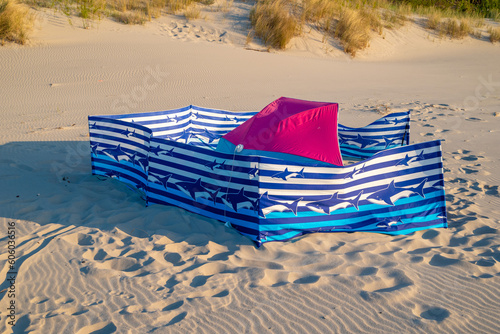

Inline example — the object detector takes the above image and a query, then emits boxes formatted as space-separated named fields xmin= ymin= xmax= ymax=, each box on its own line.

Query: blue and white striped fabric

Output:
xmin=89 ymin=106 xmax=446 ymax=246
xmin=338 ymin=111 xmax=410 ymax=159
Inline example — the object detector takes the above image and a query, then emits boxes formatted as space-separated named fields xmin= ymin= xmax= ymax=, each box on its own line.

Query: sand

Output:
xmin=0 ymin=7 xmax=500 ymax=333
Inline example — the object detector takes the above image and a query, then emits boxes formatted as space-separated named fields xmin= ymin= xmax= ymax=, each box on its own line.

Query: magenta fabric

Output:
xmin=222 ymin=97 xmax=343 ymax=166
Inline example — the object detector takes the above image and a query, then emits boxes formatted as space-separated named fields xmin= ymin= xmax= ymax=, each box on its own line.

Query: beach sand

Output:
xmin=1 ymin=8 xmax=500 ymax=333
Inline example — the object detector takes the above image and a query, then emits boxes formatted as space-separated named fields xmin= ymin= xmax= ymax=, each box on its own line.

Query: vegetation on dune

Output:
xmin=249 ymin=0 xmax=500 ymax=55
xmin=489 ymin=25 xmax=500 ymax=41
xmin=5 ymin=0 xmax=500 ymax=53
xmin=0 ymin=0 xmax=33 ymax=44
xmin=250 ymin=0 xmax=298 ymax=49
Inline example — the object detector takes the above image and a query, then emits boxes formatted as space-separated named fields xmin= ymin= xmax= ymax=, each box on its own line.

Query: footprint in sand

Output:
xmin=360 ymin=269 xmax=415 ymax=302
xmin=415 ymin=305 xmax=450 ymax=322
xmin=75 ymin=321 xmax=116 ymax=334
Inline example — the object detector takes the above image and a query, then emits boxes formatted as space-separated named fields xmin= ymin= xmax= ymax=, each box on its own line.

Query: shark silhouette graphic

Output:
xmin=344 ymin=167 xmax=358 ymax=179
xmin=395 ymin=151 xmax=425 ymax=166
xmin=248 ymin=166 xmax=259 ymax=178
xmin=175 ymin=178 xmax=220 ymax=204
xmin=120 ymin=128 xmax=135 ymax=137
xmin=389 ymin=117 xmax=407 ymax=125
xmin=376 ymin=217 xmax=404 ymax=228
xmin=233 ymin=117 xmax=245 ymax=123
xmin=174 ymin=129 xmax=193 ymax=143
xmin=149 ymin=172 xmax=172 ymax=190
xmin=344 ymin=134 xmax=380 ymax=149
xmin=101 ymin=144 xmax=130 ymax=162
xmin=199 ymin=129 xmax=219 ymax=143
xmin=338 ymin=134 xmax=351 ymax=145
xmin=165 ymin=115 xmax=176 ymax=123
xmin=306 ymin=190 xmax=363 ymax=214
xmin=271 ymin=168 xmax=305 ymax=181
xmin=220 ymin=187 xmax=257 ymax=212
xmin=214 ymin=160 xmax=226 ymax=170
xmin=90 ymin=143 xmax=99 ymax=156
xmin=150 ymin=145 xmax=170 ymax=156
xmin=127 ymin=152 xmax=148 ymax=171
xmin=344 ymin=164 xmax=366 ymax=179
xmin=383 ymin=136 xmax=401 ymax=148
xmin=367 ymin=178 xmax=427 ymax=206
xmin=164 ymin=148 xmax=175 ymax=156
xmin=104 ymin=170 xmax=121 ymax=179
xmin=204 ymin=159 xmax=221 ymax=170
xmin=259 ymin=192 xmax=302 ymax=218
xmin=89 ymin=122 xmax=110 ymax=131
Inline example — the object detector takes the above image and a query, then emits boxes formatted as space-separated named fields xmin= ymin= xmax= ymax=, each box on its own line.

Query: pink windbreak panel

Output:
xmin=222 ymin=97 xmax=343 ymax=166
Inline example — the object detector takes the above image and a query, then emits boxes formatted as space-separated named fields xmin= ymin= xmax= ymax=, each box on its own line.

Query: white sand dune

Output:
xmin=1 ymin=9 xmax=500 ymax=333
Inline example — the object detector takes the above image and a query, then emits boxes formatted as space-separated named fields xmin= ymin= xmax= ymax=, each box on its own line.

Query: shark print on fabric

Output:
xmin=220 ymin=188 xmax=257 ymax=212
xmin=395 ymin=151 xmax=425 ymax=166
xmin=176 ymin=178 xmax=220 ymax=204
xmin=149 ymin=172 xmax=172 ymax=190
xmin=120 ymin=128 xmax=136 ymax=137
xmin=205 ymin=159 xmax=220 ymax=170
xmin=306 ymin=190 xmax=363 ymax=214
xmin=104 ymin=170 xmax=121 ymax=179
xmin=204 ymin=159 xmax=226 ymax=171
xmin=271 ymin=168 xmax=305 ymax=181
xmin=214 ymin=161 xmax=226 ymax=170
xmin=344 ymin=134 xmax=381 ymax=149
xmin=367 ymin=178 xmax=427 ymax=206
xmin=259 ymin=192 xmax=302 ymax=218
xmin=376 ymin=217 xmax=404 ymax=228
xmin=90 ymin=143 xmax=99 ymax=156
xmin=192 ymin=129 xmax=219 ymax=143
xmin=383 ymin=136 xmax=401 ymax=148
xmin=248 ymin=166 xmax=259 ymax=178
xmin=224 ymin=116 xmax=238 ymax=123
xmin=174 ymin=129 xmax=194 ymax=144
xmin=127 ymin=152 xmax=149 ymax=171
xmin=388 ymin=117 xmax=407 ymax=125
xmin=89 ymin=122 xmax=109 ymax=131
xmin=344 ymin=164 xmax=366 ymax=179
xmin=150 ymin=145 xmax=172 ymax=156
xmin=100 ymin=144 xmax=131 ymax=162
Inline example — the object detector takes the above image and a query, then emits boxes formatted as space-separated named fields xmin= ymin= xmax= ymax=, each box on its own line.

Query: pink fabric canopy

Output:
xmin=222 ymin=97 xmax=343 ymax=166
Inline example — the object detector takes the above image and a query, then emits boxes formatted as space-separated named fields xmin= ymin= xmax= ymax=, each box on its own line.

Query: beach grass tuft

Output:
xmin=111 ymin=9 xmax=146 ymax=24
xmin=250 ymin=0 xmax=297 ymax=50
xmin=184 ymin=4 xmax=201 ymax=20
xmin=0 ymin=0 xmax=33 ymax=44
xmin=489 ymin=26 xmax=500 ymax=42
xmin=334 ymin=7 xmax=370 ymax=56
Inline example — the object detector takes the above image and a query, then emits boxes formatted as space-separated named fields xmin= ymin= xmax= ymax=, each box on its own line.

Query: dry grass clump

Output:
xmin=184 ymin=4 xmax=200 ymax=20
xmin=0 ymin=0 xmax=33 ymax=44
xmin=426 ymin=9 xmax=442 ymax=30
xmin=164 ymin=0 xmax=211 ymax=14
xmin=302 ymin=0 xmax=339 ymax=26
xmin=442 ymin=18 xmax=471 ymax=39
xmin=489 ymin=26 xmax=500 ymax=42
xmin=111 ymin=9 xmax=146 ymax=24
xmin=250 ymin=0 xmax=297 ymax=49
xmin=334 ymin=7 xmax=370 ymax=56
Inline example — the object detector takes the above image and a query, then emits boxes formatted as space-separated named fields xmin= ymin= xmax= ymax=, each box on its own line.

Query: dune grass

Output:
xmin=248 ymin=0 xmax=500 ymax=55
xmin=489 ymin=26 xmax=500 ymax=42
xmin=250 ymin=0 xmax=298 ymax=49
xmin=13 ymin=0 xmax=500 ymax=52
xmin=184 ymin=3 xmax=201 ymax=20
xmin=0 ymin=0 xmax=33 ymax=44
xmin=334 ymin=7 xmax=370 ymax=56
